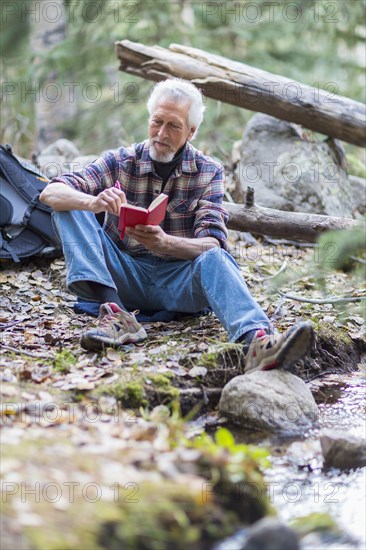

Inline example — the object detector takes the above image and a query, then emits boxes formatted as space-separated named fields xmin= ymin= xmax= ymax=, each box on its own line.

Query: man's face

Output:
xmin=149 ymin=99 xmax=196 ymax=162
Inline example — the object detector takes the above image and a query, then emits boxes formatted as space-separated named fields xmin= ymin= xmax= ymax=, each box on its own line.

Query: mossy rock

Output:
xmin=5 ymin=427 xmax=272 ymax=550
xmin=290 ymin=512 xmax=340 ymax=537
xmin=145 ymin=373 xmax=180 ymax=406
xmin=102 ymin=381 xmax=148 ymax=408
xmin=289 ymin=322 xmax=365 ymax=380
xmin=98 ymin=373 xmax=180 ymax=410
xmin=97 ymin=480 xmax=242 ymax=550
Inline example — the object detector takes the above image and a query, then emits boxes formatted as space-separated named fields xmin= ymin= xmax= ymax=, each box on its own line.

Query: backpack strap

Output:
xmin=0 ymin=233 xmax=20 ymax=262
xmin=23 ymin=193 xmax=41 ymax=225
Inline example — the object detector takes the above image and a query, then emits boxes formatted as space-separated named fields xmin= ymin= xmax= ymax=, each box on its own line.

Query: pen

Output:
xmin=115 ymin=180 xmax=121 ymax=190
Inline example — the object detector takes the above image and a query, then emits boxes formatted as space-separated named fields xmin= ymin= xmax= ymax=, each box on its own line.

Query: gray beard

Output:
xmin=149 ymin=144 xmax=175 ymax=163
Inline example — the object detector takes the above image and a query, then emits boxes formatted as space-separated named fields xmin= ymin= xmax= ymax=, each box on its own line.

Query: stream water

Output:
xmin=214 ymin=369 xmax=366 ymax=549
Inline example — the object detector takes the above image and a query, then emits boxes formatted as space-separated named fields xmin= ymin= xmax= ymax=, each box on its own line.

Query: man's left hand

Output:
xmin=126 ymin=225 xmax=170 ymax=254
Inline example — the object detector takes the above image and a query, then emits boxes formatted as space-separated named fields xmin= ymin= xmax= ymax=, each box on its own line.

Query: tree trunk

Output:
xmin=223 ymin=201 xmax=362 ymax=242
xmin=30 ymin=0 xmax=76 ymax=151
xmin=115 ymin=40 xmax=366 ymax=147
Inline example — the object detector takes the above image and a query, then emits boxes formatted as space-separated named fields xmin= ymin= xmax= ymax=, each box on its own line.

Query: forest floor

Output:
xmin=1 ymin=233 xmax=365 ymax=549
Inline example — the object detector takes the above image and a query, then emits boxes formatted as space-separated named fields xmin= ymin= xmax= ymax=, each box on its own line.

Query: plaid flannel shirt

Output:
xmin=50 ymin=140 xmax=228 ymax=258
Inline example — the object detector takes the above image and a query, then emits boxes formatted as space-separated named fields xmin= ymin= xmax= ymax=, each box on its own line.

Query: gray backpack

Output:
xmin=0 ymin=144 xmax=60 ymax=262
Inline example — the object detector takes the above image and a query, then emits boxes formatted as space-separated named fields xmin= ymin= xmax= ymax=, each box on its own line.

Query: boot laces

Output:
xmin=99 ymin=309 xmax=139 ymax=332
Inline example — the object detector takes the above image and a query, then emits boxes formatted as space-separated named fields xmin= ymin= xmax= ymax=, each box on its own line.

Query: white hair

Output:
xmin=147 ymin=79 xmax=205 ymax=139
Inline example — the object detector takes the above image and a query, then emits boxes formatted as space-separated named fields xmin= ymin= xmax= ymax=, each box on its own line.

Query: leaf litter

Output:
xmin=1 ymin=235 xmax=365 ymax=547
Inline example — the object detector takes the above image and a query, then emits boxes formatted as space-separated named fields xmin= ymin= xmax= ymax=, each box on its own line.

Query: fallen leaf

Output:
xmin=148 ymin=345 xmax=168 ymax=355
xmin=106 ymin=349 xmax=122 ymax=361
xmin=31 ymin=368 xmax=51 ymax=383
xmin=188 ymin=366 xmax=207 ymax=378
xmin=76 ymin=380 xmax=95 ymax=390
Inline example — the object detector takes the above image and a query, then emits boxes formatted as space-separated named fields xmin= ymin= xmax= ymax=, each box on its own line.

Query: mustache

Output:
xmin=152 ymin=139 xmax=173 ymax=148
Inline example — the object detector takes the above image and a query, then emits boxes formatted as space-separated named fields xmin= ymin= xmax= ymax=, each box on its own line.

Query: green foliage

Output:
xmin=346 ymin=154 xmax=366 ymax=178
xmin=103 ymin=380 xmax=147 ymax=408
xmin=191 ymin=427 xmax=271 ymax=472
xmin=52 ymin=350 xmax=77 ymax=373
xmin=199 ymin=343 xmax=243 ymax=369
xmin=146 ymin=373 xmax=180 ymax=399
xmin=290 ymin=512 xmax=340 ymax=536
xmin=2 ymin=0 xmax=366 ymax=157
xmin=95 ymin=479 xmax=241 ymax=550
xmin=271 ymin=225 xmax=366 ymax=321
xmin=0 ymin=0 xmax=30 ymax=56
xmin=315 ymin=227 xmax=366 ymax=277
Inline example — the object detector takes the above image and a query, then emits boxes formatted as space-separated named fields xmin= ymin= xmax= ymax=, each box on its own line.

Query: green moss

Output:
xmin=96 ymin=480 xmax=240 ymax=549
xmin=317 ymin=323 xmax=352 ymax=346
xmin=346 ymin=154 xmax=366 ymax=178
xmin=52 ymin=350 xmax=77 ymax=373
xmin=200 ymin=343 xmax=243 ymax=369
xmin=147 ymin=372 xmax=174 ymax=387
xmin=94 ymin=427 xmax=272 ymax=548
xmin=99 ymin=373 xmax=180 ymax=408
xmin=290 ymin=512 xmax=340 ymax=537
xmin=22 ymin=479 xmax=241 ymax=550
xmin=3 ymin=418 xmax=272 ymax=550
xmin=146 ymin=373 xmax=180 ymax=399
xmin=102 ymin=381 xmax=147 ymax=408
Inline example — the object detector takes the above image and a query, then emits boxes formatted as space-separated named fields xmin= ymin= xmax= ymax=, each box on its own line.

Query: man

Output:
xmin=40 ymin=78 xmax=313 ymax=371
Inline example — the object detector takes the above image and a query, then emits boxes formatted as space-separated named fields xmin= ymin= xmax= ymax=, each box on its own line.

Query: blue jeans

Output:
xmin=53 ymin=210 xmax=271 ymax=342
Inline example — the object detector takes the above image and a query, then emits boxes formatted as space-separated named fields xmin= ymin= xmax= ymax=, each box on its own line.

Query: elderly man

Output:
xmin=40 ymin=79 xmax=313 ymax=371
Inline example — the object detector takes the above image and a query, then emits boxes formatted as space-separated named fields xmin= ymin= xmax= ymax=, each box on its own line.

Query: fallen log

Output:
xmin=115 ymin=40 xmax=366 ymax=147
xmin=223 ymin=200 xmax=362 ymax=242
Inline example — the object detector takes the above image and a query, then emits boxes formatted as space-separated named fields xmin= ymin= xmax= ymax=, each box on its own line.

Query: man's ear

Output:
xmin=189 ymin=127 xmax=196 ymax=140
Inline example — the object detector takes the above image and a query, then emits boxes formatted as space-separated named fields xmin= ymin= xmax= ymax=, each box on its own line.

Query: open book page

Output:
xmin=118 ymin=193 xmax=168 ymax=239
xmin=122 ymin=204 xmax=148 ymax=212
xmin=148 ymin=193 xmax=169 ymax=212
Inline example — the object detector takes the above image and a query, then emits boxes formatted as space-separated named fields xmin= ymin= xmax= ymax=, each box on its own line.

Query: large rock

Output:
xmin=349 ymin=175 xmax=366 ymax=216
xmin=36 ymin=154 xmax=68 ymax=178
xmin=37 ymin=139 xmax=79 ymax=178
xmin=214 ymin=518 xmax=299 ymax=550
xmin=40 ymin=138 xmax=81 ymax=161
xmin=242 ymin=517 xmax=300 ymax=550
xmin=37 ymin=140 xmax=97 ymax=178
xmin=236 ymin=113 xmax=353 ymax=216
xmin=219 ymin=371 xmax=318 ymax=436
xmin=320 ymin=430 xmax=366 ymax=470
xmin=65 ymin=155 xmax=98 ymax=172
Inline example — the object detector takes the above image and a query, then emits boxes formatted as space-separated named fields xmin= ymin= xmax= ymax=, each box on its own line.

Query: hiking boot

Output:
xmin=80 ymin=302 xmax=147 ymax=351
xmin=244 ymin=322 xmax=314 ymax=373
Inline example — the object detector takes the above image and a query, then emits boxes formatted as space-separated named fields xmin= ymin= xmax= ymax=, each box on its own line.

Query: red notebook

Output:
xmin=118 ymin=193 xmax=169 ymax=239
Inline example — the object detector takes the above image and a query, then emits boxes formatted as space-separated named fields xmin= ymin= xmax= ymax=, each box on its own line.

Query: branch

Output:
xmin=279 ymin=292 xmax=366 ymax=304
xmin=224 ymin=201 xmax=362 ymax=243
xmin=252 ymin=260 xmax=288 ymax=282
xmin=116 ymin=40 xmax=366 ymax=147
xmin=0 ymin=343 xmax=52 ymax=359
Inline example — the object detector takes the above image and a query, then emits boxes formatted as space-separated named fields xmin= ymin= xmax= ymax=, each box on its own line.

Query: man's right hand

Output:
xmin=40 ymin=182 xmax=126 ymax=214
xmin=90 ymin=188 xmax=126 ymax=215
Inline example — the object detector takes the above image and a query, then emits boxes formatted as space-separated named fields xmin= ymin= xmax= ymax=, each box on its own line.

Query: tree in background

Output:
xmin=29 ymin=0 xmax=78 ymax=150
xmin=1 ymin=0 xmax=365 ymax=161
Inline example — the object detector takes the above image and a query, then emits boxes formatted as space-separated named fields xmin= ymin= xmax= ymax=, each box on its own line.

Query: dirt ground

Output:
xmin=1 ymin=234 xmax=365 ymax=549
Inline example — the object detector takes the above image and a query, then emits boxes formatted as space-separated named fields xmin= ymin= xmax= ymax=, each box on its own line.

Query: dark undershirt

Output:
xmin=153 ymin=144 xmax=186 ymax=189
